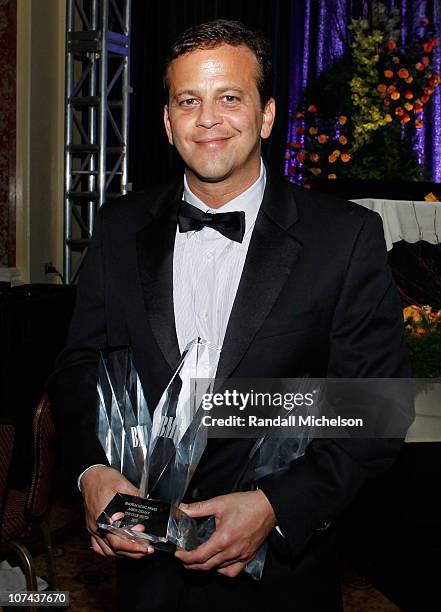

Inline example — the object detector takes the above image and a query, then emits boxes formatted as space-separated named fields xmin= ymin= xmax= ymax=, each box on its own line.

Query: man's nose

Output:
xmin=195 ymin=101 xmax=223 ymax=128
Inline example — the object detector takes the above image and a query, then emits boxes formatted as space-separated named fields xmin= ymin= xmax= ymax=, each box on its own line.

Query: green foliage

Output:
xmin=405 ymin=326 xmax=441 ymax=378
xmin=348 ymin=123 xmax=425 ymax=180
xmin=302 ymin=56 xmax=353 ymax=120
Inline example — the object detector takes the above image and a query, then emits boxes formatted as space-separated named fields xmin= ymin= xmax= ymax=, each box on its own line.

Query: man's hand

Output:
xmin=175 ymin=490 xmax=276 ymax=578
xmin=80 ymin=465 xmax=154 ymax=559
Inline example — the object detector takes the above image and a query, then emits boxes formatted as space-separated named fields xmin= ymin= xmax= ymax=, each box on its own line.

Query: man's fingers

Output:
xmin=120 ymin=484 xmax=139 ymax=497
xmin=175 ymin=531 xmax=226 ymax=565
xmin=91 ymin=536 xmax=145 ymax=559
xmin=105 ymin=531 xmax=154 ymax=555
xmin=179 ymin=498 xmax=220 ymax=518
xmin=81 ymin=466 xmax=150 ymax=559
xmin=183 ymin=550 xmax=241 ymax=571
xmin=88 ymin=511 xmax=153 ymax=558
xmin=91 ymin=535 xmax=116 ymax=557
xmin=217 ymin=562 xmax=246 ymax=578
xmin=90 ymin=536 xmax=105 ymax=557
xmin=90 ymin=532 xmax=155 ymax=559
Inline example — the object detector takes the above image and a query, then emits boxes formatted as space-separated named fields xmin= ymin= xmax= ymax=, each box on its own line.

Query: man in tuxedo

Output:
xmin=49 ymin=19 xmax=410 ymax=612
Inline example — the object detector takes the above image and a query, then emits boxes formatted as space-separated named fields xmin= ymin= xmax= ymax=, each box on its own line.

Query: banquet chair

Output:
xmin=0 ymin=395 xmax=58 ymax=602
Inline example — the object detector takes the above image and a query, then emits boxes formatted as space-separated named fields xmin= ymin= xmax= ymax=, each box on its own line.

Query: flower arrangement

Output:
xmin=286 ymin=4 xmax=440 ymax=186
xmin=403 ymin=305 xmax=441 ymax=378
xmin=403 ymin=305 xmax=441 ymax=336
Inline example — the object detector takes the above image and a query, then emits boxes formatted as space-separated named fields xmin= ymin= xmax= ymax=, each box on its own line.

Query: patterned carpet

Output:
xmin=29 ymin=499 xmax=400 ymax=612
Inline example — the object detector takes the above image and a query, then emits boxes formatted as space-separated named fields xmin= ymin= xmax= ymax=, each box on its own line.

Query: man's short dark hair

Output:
xmin=164 ymin=19 xmax=273 ymax=106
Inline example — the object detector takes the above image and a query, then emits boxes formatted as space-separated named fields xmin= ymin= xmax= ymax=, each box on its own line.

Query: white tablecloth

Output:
xmin=351 ymin=198 xmax=441 ymax=251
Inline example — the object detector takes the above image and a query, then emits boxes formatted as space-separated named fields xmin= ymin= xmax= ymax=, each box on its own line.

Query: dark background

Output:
xmin=129 ymin=0 xmax=292 ymax=188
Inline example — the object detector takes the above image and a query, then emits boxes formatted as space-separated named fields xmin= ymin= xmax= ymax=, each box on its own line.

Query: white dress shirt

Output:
xmin=174 ymin=162 xmax=284 ymax=537
xmin=174 ymin=161 xmax=266 ymax=353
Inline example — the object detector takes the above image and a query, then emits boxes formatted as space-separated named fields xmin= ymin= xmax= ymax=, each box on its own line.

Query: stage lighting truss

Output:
xmin=64 ymin=0 xmax=131 ymax=284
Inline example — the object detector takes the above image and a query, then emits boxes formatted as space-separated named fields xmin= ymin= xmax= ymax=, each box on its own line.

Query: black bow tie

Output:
xmin=178 ymin=200 xmax=246 ymax=243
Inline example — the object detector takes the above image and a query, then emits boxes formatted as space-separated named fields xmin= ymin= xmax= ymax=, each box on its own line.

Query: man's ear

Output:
xmin=261 ymin=98 xmax=276 ymax=140
xmin=163 ymin=105 xmax=174 ymax=145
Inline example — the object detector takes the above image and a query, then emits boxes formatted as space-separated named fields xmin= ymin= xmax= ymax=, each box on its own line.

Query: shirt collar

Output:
xmin=182 ymin=159 xmax=266 ymax=239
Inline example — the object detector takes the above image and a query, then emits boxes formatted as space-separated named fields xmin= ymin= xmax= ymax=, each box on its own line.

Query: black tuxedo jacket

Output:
xmin=49 ymin=174 xmax=410 ymax=610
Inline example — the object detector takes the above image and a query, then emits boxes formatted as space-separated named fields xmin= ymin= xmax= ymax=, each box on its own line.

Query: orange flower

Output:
xmin=386 ymin=39 xmax=397 ymax=51
xmin=421 ymin=94 xmax=430 ymax=103
xmin=317 ymin=134 xmax=328 ymax=144
xmin=338 ymin=115 xmax=347 ymax=125
xmin=401 ymin=114 xmax=411 ymax=124
xmin=307 ymin=105 xmax=318 ymax=113
xmin=398 ymin=68 xmax=409 ymax=79
xmin=309 ymin=127 xmax=318 ymax=135
xmin=328 ymin=155 xmax=337 ymax=163
xmin=377 ymin=83 xmax=387 ymax=93
xmin=415 ymin=119 xmax=423 ymax=129
xmin=423 ymin=41 xmax=433 ymax=53
xmin=328 ymin=174 xmax=337 ymax=179
xmin=403 ymin=304 xmax=439 ymax=336
xmin=404 ymin=102 xmax=414 ymax=111
xmin=296 ymin=126 xmax=305 ymax=135
xmin=383 ymin=98 xmax=391 ymax=106
xmin=310 ymin=153 xmax=320 ymax=162
xmin=341 ymin=153 xmax=351 ymax=163
xmin=384 ymin=69 xmax=394 ymax=78
xmin=296 ymin=152 xmax=306 ymax=162
xmin=311 ymin=167 xmax=322 ymax=175
xmin=338 ymin=135 xmax=348 ymax=145
xmin=424 ymin=192 xmax=439 ymax=201
xmin=395 ymin=106 xmax=404 ymax=116
xmin=414 ymin=103 xmax=423 ymax=113
xmin=391 ymin=91 xmax=401 ymax=100
xmin=292 ymin=141 xmax=302 ymax=149
xmin=387 ymin=85 xmax=396 ymax=93
xmin=295 ymin=112 xmax=304 ymax=119
xmin=405 ymin=76 xmax=414 ymax=84
xmin=403 ymin=305 xmax=424 ymax=324
xmin=404 ymin=91 xmax=413 ymax=99
xmin=384 ymin=114 xmax=393 ymax=122
xmin=416 ymin=62 xmax=425 ymax=71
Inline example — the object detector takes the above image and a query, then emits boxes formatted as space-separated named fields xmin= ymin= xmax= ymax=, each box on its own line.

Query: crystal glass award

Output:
xmin=96 ymin=339 xmax=220 ymax=551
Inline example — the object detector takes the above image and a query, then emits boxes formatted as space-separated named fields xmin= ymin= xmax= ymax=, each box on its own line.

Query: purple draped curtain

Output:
xmin=286 ymin=0 xmax=441 ymax=182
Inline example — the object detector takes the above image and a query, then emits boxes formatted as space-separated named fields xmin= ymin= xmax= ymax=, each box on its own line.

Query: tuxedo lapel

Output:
xmin=217 ymin=177 xmax=302 ymax=379
xmin=136 ymin=186 xmax=182 ymax=372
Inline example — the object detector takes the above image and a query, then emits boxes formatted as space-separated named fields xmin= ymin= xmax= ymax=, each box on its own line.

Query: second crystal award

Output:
xmin=96 ymin=338 xmax=220 ymax=551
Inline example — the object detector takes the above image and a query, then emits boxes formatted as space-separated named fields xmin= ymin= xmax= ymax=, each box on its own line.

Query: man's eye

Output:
xmin=222 ymin=95 xmax=239 ymax=103
xmin=180 ymin=98 xmax=197 ymax=106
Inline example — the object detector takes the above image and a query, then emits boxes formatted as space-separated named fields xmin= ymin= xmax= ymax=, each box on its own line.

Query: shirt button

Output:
xmin=206 ymin=251 xmax=213 ymax=260
xmin=202 ymin=311 xmax=209 ymax=320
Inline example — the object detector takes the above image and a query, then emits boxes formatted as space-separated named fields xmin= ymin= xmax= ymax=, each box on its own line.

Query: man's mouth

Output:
xmin=194 ymin=136 xmax=232 ymax=145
